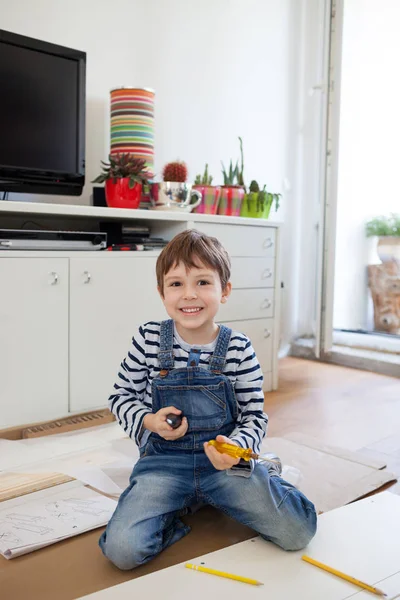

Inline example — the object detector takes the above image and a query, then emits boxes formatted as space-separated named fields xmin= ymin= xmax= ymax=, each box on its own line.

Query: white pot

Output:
xmin=377 ymin=236 xmax=400 ymax=263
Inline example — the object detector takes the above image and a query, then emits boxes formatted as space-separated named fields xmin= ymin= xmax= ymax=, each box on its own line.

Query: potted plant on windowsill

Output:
xmin=218 ymin=137 xmax=245 ymax=216
xmin=240 ymin=180 xmax=281 ymax=219
xmin=193 ymin=164 xmax=221 ymax=214
xmin=92 ymin=153 xmax=149 ymax=209
xmin=366 ymin=213 xmax=400 ymax=262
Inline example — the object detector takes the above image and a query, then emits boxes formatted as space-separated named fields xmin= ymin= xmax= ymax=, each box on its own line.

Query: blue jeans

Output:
xmin=99 ymin=443 xmax=317 ymax=570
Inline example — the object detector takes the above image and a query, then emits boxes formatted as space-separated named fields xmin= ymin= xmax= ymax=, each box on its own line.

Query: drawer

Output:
xmin=195 ymin=223 xmax=276 ymax=257
xmin=219 ymin=289 xmax=274 ymax=321
xmin=221 ymin=318 xmax=273 ymax=379
xmin=230 ymin=257 xmax=274 ymax=289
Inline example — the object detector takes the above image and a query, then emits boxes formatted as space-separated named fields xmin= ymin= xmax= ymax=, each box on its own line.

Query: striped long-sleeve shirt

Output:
xmin=109 ymin=321 xmax=268 ymax=476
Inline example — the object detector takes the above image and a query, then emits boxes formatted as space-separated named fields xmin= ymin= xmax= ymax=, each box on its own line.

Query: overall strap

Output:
xmin=158 ymin=319 xmax=175 ymax=371
xmin=209 ymin=325 xmax=232 ymax=373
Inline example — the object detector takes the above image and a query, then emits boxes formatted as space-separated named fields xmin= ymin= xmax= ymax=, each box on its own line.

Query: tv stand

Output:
xmin=0 ymin=200 xmax=281 ymax=429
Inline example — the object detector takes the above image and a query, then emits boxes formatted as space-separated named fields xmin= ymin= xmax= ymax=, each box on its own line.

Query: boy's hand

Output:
xmin=143 ymin=406 xmax=188 ymax=440
xmin=204 ymin=435 xmax=240 ymax=470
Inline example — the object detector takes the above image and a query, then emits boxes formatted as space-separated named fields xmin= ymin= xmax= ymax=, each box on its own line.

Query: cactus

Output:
xmin=194 ymin=163 xmax=213 ymax=185
xmin=237 ymin=136 xmax=245 ymax=187
xmin=162 ymin=161 xmax=188 ymax=182
xmin=246 ymin=179 xmax=281 ymax=213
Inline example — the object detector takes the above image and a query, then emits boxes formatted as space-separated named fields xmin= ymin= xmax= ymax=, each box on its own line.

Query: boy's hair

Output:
xmin=156 ymin=229 xmax=231 ymax=296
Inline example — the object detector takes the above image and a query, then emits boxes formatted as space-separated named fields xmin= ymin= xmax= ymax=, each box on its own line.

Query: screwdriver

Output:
xmin=207 ymin=439 xmax=281 ymax=464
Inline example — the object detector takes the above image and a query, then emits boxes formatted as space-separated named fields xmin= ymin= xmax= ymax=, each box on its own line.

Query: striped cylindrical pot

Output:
xmin=217 ymin=186 xmax=245 ymax=216
xmin=192 ymin=185 xmax=221 ymax=214
xmin=110 ymin=87 xmax=155 ymax=177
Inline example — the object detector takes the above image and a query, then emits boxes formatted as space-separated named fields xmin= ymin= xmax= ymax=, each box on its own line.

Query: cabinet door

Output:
xmin=0 ymin=258 xmax=69 ymax=428
xmin=69 ymin=256 xmax=168 ymax=412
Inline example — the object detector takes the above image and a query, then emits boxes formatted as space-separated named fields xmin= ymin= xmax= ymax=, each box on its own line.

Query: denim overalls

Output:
xmin=150 ymin=319 xmax=237 ymax=452
xmin=99 ymin=320 xmax=317 ymax=570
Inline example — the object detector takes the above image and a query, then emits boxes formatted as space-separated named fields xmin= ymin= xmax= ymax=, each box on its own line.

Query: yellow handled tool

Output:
xmin=207 ymin=439 xmax=280 ymax=465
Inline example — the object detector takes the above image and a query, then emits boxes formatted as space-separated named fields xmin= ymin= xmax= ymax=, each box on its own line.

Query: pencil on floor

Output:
xmin=185 ymin=563 xmax=264 ymax=586
xmin=301 ymin=555 xmax=387 ymax=597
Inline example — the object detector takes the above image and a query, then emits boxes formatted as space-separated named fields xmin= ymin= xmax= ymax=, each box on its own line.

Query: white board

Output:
xmin=78 ymin=492 xmax=400 ymax=600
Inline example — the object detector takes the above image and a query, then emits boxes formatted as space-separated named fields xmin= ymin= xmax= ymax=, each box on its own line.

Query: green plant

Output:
xmin=162 ymin=161 xmax=188 ymax=182
xmin=221 ymin=136 xmax=245 ymax=188
xmin=237 ymin=136 xmax=245 ymax=187
xmin=92 ymin=153 xmax=148 ymax=188
xmin=366 ymin=213 xmax=400 ymax=237
xmin=246 ymin=180 xmax=281 ymax=213
xmin=221 ymin=160 xmax=238 ymax=186
xmin=194 ymin=164 xmax=213 ymax=185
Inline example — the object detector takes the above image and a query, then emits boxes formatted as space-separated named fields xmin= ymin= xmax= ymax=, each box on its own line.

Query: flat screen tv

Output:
xmin=0 ymin=30 xmax=86 ymax=196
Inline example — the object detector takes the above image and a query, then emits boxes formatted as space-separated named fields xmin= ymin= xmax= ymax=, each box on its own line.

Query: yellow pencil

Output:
xmin=185 ymin=563 xmax=263 ymax=586
xmin=301 ymin=555 xmax=387 ymax=597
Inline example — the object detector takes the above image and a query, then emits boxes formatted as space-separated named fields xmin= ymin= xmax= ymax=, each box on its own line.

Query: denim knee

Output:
xmin=273 ymin=491 xmax=317 ymax=551
xmin=99 ymin=528 xmax=155 ymax=570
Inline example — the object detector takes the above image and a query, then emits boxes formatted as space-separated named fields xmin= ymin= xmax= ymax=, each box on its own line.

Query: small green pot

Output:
xmin=240 ymin=192 xmax=272 ymax=219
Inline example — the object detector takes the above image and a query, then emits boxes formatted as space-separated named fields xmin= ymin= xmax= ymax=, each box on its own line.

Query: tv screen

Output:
xmin=0 ymin=30 xmax=86 ymax=196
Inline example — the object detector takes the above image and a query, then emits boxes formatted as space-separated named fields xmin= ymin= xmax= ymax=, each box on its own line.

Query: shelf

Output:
xmin=0 ymin=200 xmax=282 ymax=228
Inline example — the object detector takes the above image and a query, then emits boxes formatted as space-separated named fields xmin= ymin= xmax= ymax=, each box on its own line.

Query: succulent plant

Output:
xmin=92 ymin=153 xmax=149 ymax=188
xmin=221 ymin=136 xmax=245 ymax=188
xmin=194 ymin=163 xmax=213 ymax=185
xmin=221 ymin=160 xmax=239 ymax=186
xmin=162 ymin=161 xmax=188 ymax=182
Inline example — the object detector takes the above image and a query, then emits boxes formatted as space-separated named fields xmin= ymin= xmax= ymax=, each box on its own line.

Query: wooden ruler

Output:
xmin=0 ymin=471 xmax=73 ymax=502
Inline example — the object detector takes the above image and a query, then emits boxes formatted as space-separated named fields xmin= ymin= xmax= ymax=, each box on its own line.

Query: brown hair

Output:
xmin=156 ymin=229 xmax=231 ymax=296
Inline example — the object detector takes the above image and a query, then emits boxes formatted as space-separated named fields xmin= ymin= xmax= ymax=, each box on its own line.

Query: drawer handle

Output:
xmin=49 ymin=271 xmax=59 ymax=285
xmin=261 ymin=299 xmax=272 ymax=310
xmin=264 ymin=329 xmax=271 ymax=338
xmin=262 ymin=268 xmax=272 ymax=279
xmin=263 ymin=237 xmax=273 ymax=249
xmin=83 ymin=271 xmax=91 ymax=284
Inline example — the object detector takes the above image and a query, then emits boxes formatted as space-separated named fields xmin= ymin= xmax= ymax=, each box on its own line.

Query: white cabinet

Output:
xmin=0 ymin=207 xmax=280 ymax=428
xmin=0 ymin=258 xmax=69 ymax=429
xmin=69 ymin=256 xmax=167 ymax=412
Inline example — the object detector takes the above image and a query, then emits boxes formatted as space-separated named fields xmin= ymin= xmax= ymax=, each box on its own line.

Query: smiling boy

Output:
xmin=99 ymin=229 xmax=317 ymax=570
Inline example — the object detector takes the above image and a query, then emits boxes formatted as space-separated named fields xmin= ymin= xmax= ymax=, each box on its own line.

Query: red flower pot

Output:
xmin=105 ymin=178 xmax=142 ymax=209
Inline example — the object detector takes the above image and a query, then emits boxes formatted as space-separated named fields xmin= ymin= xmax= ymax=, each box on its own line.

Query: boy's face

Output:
xmin=159 ymin=260 xmax=231 ymax=338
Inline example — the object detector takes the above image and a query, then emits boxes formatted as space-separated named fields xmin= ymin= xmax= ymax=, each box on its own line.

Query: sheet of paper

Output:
xmin=0 ymin=481 xmax=117 ymax=559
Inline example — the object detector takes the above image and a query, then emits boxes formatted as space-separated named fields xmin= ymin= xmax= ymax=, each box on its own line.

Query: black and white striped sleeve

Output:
xmin=228 ymin=338 xmax=268 ymax=477
xmin=108 ymin=326 xmax=152 ymax=445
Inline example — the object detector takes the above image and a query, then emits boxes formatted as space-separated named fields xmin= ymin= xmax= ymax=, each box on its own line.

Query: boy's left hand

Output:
xmin=204 ymin=435 xmax=240 ymax=470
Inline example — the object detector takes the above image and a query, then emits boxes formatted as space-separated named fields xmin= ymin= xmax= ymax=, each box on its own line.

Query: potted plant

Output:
xmin=193 ymin=164 xmax=221 ymax=214
xmin=240 ymin=180 xmax=281 ymax=219
xmin=366 ymin=213 xmax=400 ymax=262
xmin=92 ymin=153 xmax=149 ymax=209
xmin=218 ymin=137 xmax=245 ymax=216
xmin=150 ymin=161 xmax=201 ymax=211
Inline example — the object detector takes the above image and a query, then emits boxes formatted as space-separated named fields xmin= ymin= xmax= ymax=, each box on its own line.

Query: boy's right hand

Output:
xmin=143 ymin=407 xmax=188 ymax=440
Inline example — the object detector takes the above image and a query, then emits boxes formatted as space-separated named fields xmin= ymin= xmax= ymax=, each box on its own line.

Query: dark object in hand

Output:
xmin=166 ymin=413 xmax=182 ymax=429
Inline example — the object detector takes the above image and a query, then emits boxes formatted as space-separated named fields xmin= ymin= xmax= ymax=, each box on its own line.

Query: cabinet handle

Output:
xmin=263 ymin=237 xmax=273 ymax=249
xmin=264 ymin=329 xmax=271 ymax=338
xmin=83 ymin=271 xmax=91 ymax=284
xmin=261 ymin=298 xmax=272 ymax=310
xmin=49 ymin=272 xmax=59 ymax=285
xmin=262 ymin=268 xmax=272 ymax=279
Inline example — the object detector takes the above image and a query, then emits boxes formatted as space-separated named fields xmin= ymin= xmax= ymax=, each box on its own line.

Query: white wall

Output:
xmin=334 ymin=0 xmax=400 ymax=331
xmin=1 ymin=0 xmax=325 ymax=350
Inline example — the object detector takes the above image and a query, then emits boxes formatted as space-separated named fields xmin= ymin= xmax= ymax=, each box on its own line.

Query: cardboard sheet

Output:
xmin=261 ymin=432 xmax=397 ymax=513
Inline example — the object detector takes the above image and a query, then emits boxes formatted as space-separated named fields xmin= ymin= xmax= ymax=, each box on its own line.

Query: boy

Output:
xmin=99 ymin=229 xmax=317 ymax=570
